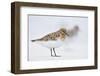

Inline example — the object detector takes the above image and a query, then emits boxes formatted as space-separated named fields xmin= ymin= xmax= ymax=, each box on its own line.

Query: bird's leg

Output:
xmin=53 ymin=48 xmax=57 ymax=56
xmin=50 ymin=48 xmax=53 ymax=56
xmin=53 ymin=48 xmax=61 ymax=57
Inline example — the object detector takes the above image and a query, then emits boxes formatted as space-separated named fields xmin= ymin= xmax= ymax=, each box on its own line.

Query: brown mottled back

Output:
xmin=31 ymin=26 xmax=79 ymax=42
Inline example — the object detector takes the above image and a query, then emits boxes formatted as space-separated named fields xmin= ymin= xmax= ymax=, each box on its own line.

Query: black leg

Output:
xmin=53 ymin=48 xmax=57 ymax=56
xmin=53 ymin=48 xmax=61 ymax=57
xmin=50 ymin=48 xmax=53 ymax=56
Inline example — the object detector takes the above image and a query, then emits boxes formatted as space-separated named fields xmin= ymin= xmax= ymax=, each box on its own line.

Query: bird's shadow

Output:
xmin=51 ymin=55 xmax=61 ymax=57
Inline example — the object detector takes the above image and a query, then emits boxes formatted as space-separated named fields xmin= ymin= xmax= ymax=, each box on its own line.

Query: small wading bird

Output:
xmin=31 ymin=26 xmax=79 ymax=57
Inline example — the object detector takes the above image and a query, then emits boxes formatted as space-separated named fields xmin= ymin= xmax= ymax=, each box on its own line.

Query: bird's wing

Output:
xmin=40 ymin=32 xmax=58 ymax=41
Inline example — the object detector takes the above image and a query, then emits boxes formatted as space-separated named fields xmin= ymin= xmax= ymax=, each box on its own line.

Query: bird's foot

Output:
xmin=51 ymin=55 xmax=61 ymax=57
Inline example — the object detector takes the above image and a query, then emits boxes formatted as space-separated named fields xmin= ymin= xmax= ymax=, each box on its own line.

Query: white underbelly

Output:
xmin=35 ymin=39 xmax=64 ymax=48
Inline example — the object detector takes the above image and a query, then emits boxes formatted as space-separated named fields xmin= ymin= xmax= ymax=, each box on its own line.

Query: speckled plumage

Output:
xmin=31 ymin=28 xmax=68 ymax=42
xmin=31 ymin=26 xmax=79 ymax=42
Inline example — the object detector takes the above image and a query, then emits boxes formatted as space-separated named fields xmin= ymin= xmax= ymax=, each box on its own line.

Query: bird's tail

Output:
xmin=31 ymin=38 xmax=42 ymax=42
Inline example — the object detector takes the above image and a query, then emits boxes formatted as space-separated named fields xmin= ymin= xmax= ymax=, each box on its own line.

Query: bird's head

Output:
xmin=73 ymin=25 xmax=79 ymax=34
xmin=73 ymin=25 xmax=79 ymax=31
